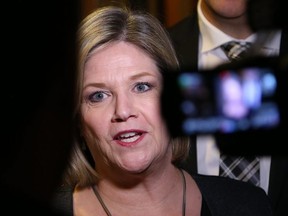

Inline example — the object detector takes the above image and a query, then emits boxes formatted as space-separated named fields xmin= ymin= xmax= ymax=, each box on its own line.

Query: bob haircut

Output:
xmin=64 ymin=5 xmax=190 ymax=188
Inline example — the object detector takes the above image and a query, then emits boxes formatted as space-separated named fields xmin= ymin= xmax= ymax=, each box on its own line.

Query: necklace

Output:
xmin=92 ymin=168 xmax=186 ymax=216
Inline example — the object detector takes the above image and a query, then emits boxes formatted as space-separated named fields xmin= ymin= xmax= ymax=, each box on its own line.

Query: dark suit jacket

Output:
xmin=168 ymin=11 xmax=288 ymax=216
xmin=52 ymin=174 xmax=273 ymax=216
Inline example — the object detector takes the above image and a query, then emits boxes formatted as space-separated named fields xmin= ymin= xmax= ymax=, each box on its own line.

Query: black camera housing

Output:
xmin=161 ymin=56 xmax=288 ymax=155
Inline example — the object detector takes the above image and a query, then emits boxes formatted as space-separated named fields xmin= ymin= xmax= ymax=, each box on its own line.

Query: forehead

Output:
xmin=84 ymin=41 xmax=159 ymax=79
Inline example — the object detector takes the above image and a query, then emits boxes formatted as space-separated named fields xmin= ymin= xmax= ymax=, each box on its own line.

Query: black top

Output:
xmin=51 ymin=174 xmax=272 ymax=216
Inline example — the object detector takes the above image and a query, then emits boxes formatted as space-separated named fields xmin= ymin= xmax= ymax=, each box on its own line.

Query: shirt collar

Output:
xmin=197 ymin=0 xmax=257 ymax=53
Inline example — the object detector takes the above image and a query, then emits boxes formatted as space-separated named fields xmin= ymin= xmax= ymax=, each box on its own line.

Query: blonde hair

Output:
xmin=63 ymin=5 xmax=190 ymax=188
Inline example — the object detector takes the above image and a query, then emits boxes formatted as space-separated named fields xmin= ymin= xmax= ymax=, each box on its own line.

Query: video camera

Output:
xmin=161 ymin=56 xmax=288 ymax=155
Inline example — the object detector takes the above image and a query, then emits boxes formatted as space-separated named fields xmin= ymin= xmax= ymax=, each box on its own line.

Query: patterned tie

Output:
xmin=221 ymin=41 xmax=252 ymax=61
xmin=219 ymin=41 xmax=260 ymax=187
xmin=219 ymin=155 xmax=260 ymax=186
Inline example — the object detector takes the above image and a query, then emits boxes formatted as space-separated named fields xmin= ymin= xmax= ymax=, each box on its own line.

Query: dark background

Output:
xmin=2 ymin=0 xmax=79 ymax=214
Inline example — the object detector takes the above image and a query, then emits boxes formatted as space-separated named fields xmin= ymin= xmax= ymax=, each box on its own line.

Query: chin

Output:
xmin=119 ymin=159 xmax=151 ymax=174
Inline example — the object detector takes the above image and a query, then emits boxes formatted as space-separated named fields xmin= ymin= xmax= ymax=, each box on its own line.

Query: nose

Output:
xmin=112 ymin=93 xmax=136 ymax=122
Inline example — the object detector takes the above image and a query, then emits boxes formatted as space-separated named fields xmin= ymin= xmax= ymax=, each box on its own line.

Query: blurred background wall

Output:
xmin=80 ymin=0 xmax=198 ymax=27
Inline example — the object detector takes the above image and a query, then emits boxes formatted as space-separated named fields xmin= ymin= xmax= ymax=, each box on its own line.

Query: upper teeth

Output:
xmin=119 ymin=132 xmax=137 ymax=138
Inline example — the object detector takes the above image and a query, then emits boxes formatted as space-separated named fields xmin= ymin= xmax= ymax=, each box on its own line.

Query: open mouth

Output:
xmin=114 ymin=131 xmax=143 ymax=143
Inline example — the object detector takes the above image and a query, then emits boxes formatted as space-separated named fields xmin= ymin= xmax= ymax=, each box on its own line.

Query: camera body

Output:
xmin=161 ymin=56 xmax=288 ymax=154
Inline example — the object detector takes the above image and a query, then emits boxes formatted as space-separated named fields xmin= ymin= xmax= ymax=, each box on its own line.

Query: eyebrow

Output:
xmin=82 ymin=71 xmax=160 ymax=90
xmin=129 ymin=71 xmax=159 ymax=80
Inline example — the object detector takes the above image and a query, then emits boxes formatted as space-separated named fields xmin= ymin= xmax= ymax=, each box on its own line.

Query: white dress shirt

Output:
xmin=195 ymin=0 xmax=281 ymax=194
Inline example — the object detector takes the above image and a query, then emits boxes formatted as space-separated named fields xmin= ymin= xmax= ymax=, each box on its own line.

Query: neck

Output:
xmin=93 ymin=167 xmax=186 ymax=216
xmin=200 ymin=0 xmax=253 ymax=39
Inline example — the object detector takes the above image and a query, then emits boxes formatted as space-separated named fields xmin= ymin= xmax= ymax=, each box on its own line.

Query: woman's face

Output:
xmin=81 ymin=41 xmax=171 ymax=173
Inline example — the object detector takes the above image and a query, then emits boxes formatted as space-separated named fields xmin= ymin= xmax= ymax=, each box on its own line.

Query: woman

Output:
xmin=52 ymin=5 xmax=273 ymax=216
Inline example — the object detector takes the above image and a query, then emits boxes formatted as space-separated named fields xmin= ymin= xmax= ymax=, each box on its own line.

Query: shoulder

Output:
xmin=193 ymin=174 xmax=273 ymax=216
xmin=168 ymin=12 xmax=198 ymax=37
xmin=50 ymin=185 xmax=74 ymax=216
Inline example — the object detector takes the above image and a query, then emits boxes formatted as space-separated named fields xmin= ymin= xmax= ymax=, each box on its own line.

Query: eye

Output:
xmin=88 ymin=91 xmax=109 ymax=103
xmin=134 ymin=82 xmax=152 ymax=93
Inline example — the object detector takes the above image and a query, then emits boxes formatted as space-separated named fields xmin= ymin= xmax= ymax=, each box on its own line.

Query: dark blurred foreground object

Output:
xmin=161 ymin=55 xmax=288 ymax=155
xmin=247 ymin=0 xmax=288 ymax=30
xmin=2 ymin=1 xmax=79 ymax=214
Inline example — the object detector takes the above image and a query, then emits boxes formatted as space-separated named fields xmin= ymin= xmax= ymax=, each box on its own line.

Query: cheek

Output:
xmin=153 ymin=100 xmax=171 ymax=137
xmin=154 ymin=99 xmax=166 ymax=123
xmin=81 ymin=106 xmax=109 ymax=137
xmin=143 ymin=98 xmax=161 ymax=119
xmin=146 ymin=100 xmax=168 ymax=132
